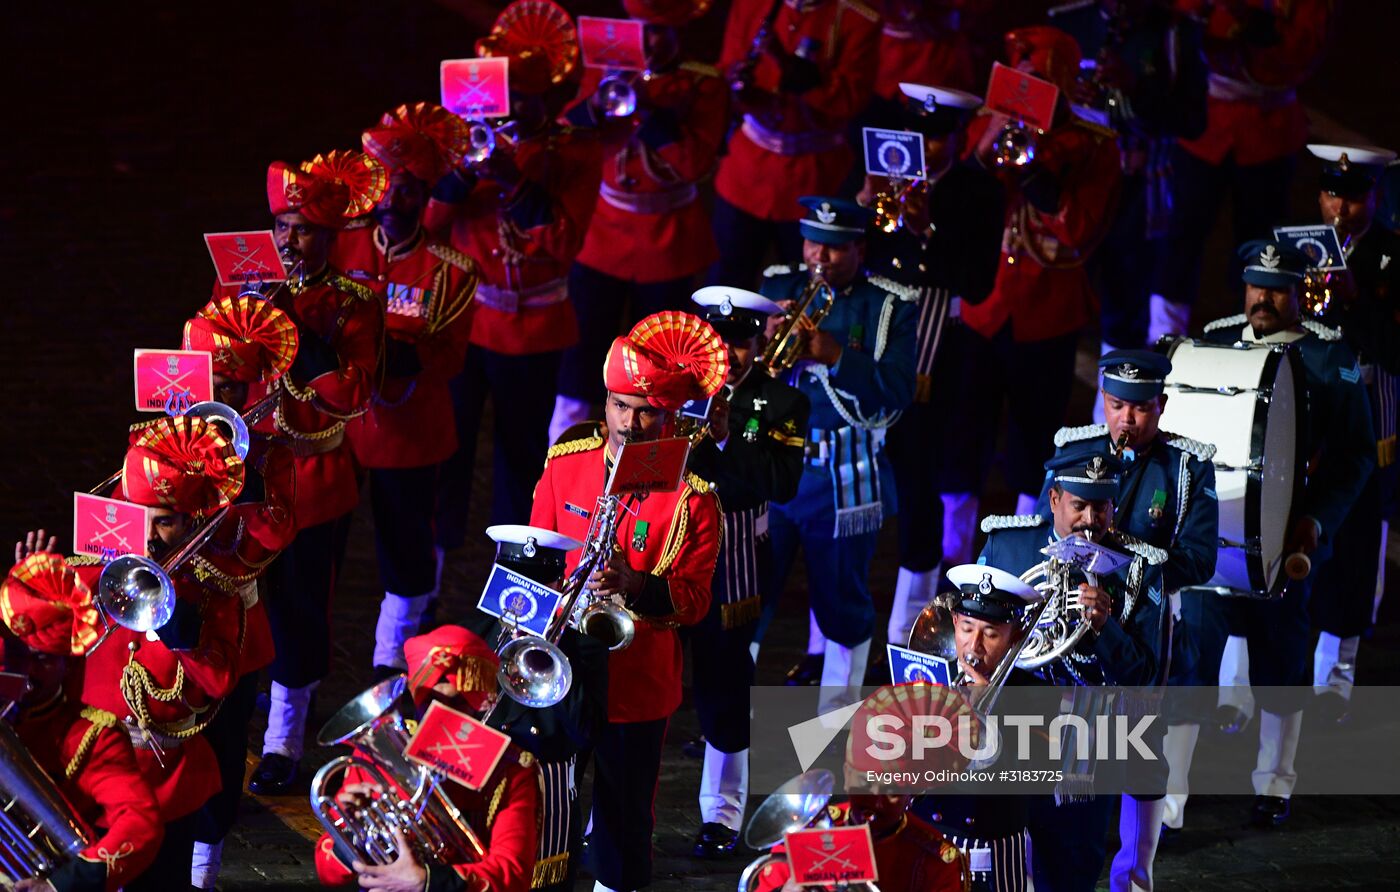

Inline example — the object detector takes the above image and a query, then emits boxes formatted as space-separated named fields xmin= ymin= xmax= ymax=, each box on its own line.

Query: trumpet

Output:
xmin=0 ymin=720 xmax=92 ymax=883
xmin=1302 ymin=217 xmax=1354 ymax=317
xmin=760 ymin=266 xmax=836 ymax=375
xmin=597 ymin=71 xmax=652 ymax=118
xmin=991 ymin=119 xmax=1040 ymax=168
xmin=496 ymin=494 xmax=639 ymax=708
xmin=463 ymin=119 xmax=517 ymax=167
xmin=870 ymin=178 xmax=927 ymax=235
xmin=312 ymin=676 xmax=488 ymax=870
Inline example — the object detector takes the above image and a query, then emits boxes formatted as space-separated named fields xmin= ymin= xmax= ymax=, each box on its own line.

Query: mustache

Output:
xmin=1071 ymin=523 xmax=1103 ymax=534
xmin=1250 ymin=302 xmax=1278 ymax=316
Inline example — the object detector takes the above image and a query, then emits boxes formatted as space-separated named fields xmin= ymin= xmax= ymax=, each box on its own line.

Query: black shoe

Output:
xmin=1251 ymin=795 xmax=1290 ymax=828
xmin=1215 ymin=704 xmax=1252 ymax=735
xmin=1312 ymin=690 xmax=1351 ymax=725
xmin=373 ymin=664 xmax=404 ymax=682
xmin=692 ymin=822 xmax=740 ymax=858
xmin=248 ymin=753 xmax=300 ymax=795
xmin=682 ymin=735 xmax=707 ymax=759
xmin=784 ymin=654 xmax=824 ymax=686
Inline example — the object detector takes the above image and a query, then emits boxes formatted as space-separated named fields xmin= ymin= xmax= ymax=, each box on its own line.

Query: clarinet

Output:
xmin=729 ymin=0 xmax=786 ymax=94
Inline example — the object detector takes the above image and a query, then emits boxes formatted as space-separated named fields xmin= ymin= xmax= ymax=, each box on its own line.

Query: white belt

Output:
xmin=600 ymin=181 xmax=698 ymax=215
xmin=741 ymin=116 xmax=845 ymax=156
xmin=1207 ymin=73 xmax=1296 ymax=107
xmin=475 ymin=278 xmax=569 ymax=314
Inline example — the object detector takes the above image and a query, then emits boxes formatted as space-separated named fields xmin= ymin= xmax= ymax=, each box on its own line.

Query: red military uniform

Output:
xmin=1176 ymin=0 xmax=1332 ymax=167
xmin=17 ymin=697 xmax=165 ymax=892
xmin=572 ymin=62 xmax=729 ymax=284
xmin=529 ymin=432 xmax=720 ymax=722
xmin=873 ymin=4 xmax=976 ymax=101
xmin=715 ymin=0 xmax=882 ymax=221
xmin=335 ymin=225 xmax=478 ymax=468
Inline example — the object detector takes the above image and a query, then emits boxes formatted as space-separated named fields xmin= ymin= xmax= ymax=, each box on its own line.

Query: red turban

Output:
xmin=362 ymin=102 xmax=474 ymax=184
xmin=622 ymin=0 xmax=712 ymax=26
xmin=183 ymin=295 xmax=299 ymax=384
xmin=405 ymin=625 xmax=500 ymax=711
xmin=1 ymin=554 xmax=102 ymax=656
xmin=1005 ymin=25 xmax=1082 ymax=98
xmin=603 ymin=311 xmax=728 ymax=411
xmin=266 ymin=150 xmax=388 ymax=228
xmin=475 ymin=0 xmax=580 ymax=96
xmin=121 ymin=416 xmax=245 ymax=517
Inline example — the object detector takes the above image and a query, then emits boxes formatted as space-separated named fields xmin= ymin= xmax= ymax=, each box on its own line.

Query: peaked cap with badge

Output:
xmin=1045 ymin=446 xmax=1122 ymax=502
xmin=1098 ymin=349 xmax=1171 ymax=403
xmin=798 ymin=195 xmax=875 ymax=245
xmin=1238 ymin=239 xmax=1310 ymax=290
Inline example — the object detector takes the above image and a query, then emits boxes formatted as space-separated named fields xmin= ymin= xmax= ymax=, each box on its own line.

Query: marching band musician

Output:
xmin=427 ymin=0 xmax=602 ymax=539
xmin=954 ymin=25 xmax=1122 ymax=535
xmin=1154 ymin=0 xmax=1334 ymax=339
xmin=755 ymin=196 xmax=917 ymax=697
xmin=241 ymin=151 xmax=387 ymax=797
xmin=79 ymin=416 xmax=249 ymax=889
xmin=1196 ymin=239 xmax=1375 ymax=828
xmin=467 ymin=525 xmax=609 ymax=892
xmin=314 ymin=625 xmax=540 ymax=892
xmin=528 ymin=311 xmax=723 ymax=891
xmin=180 ymin=296 xmax=300 ymax=888
xmin=711 ymin=0 xmax=881 ymax=289
xmin=336 ymin=102 xmax=481 ymax=679
xmin=550 ymin=0 xmax=731 ymax=442
xmin=860 ymin=82 xmax=1005 ymax=645
xmin=1044 ymin=349 xmax=1218 ymax=889
xmin=978 ymin=446 xmax=1169 ymax=892
xmin=2 ymin=553 xmax=163 ymax=892
xmin=1302 ymin=144 xmax=1400 ymax=724
xmin=909 ymin=565 xmax=1044 ymax=892
xmin=685 ymin=286 xmax=809 ymax=858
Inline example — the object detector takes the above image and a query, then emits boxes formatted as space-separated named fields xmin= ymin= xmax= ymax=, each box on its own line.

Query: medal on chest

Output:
xmin=632 ymin=520 xmax=650 ymax=552
xmin=1148 ymin=488 xmax=1167 ymax=526
xmin=743 ymin=416 xmax=761 ymax=443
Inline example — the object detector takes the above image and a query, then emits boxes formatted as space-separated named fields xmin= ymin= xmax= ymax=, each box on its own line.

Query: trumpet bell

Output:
xmin=317 ymin=674 xmax=412 ymax=747
xmin=742 ymin=768 xmax=834 ymax=850
xmin=578 ymin=600 xmax=635 ymax=651
xmin=97 ymin=555 xmax=176 ymax=633
xmin=992 ymin=122 xmax=1037 ymax=168
xmin=185 ymin=401 xmax=251 ymax=460
xmin=465 ymin=122 xmax=496 ymax=165
xmin=907 ymin=595 xmax=959 ymax=660
xmin=497 ymin=636 xmax=573 ymax=709
xmin=600 ymin=76 xmax=637 ymax=118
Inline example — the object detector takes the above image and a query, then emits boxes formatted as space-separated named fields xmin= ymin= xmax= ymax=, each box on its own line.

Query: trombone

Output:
xmin=760 ymin=266 xmax=837 ymax=375
xmin=990 ymin=119 xmax=1040 ymax=168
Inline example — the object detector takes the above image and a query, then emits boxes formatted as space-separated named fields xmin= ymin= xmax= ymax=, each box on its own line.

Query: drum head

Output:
xmin=1256 ymin=349 xmax=1301 ymax=593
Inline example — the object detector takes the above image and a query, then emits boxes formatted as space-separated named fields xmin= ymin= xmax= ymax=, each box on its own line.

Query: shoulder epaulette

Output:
xmin=679 ymin=61 xmax=720 ymax=79
xmin=342 ymin=216 xmax=372 ymax=230
xmin=329 ymin=275 xmax=377 ymax=302
xmin=763 ymin=263 xmax=807 ymax=278
xmin=128 ymin=416 xmax=162 ymax=436
xmin=545 ymin=434 xmax=603 ymax=462
xmin=683 ymin=471 xmax=713 ymax=495
xmin=67 ymin=554 xmax=102 ymax=567
xmin=1203 ymin=314 xmax=1247 ymax=334
xmin=1161 ymin=431 xmax=1217 ymax=462
xmin=427 ymin=242 xmax=479 ymax=275
xmin=839 ymin=0 xmax=880 ymax=22
xmin=1111 ymin=531 xmax=1169 ymax=566
xmin=980 ymin=513 xmax=1046 ymax=534
xmin=1301 ymin=318 xmax=1343 ymax=341
xmin=1054 ymin=423 xmax=1108 ymax=448
xmin=866 ymin=275 xmax=919 ymax=302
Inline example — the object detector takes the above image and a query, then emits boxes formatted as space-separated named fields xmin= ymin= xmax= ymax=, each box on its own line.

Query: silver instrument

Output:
xmin=738 ymin=769 xmax=837 ymax=892
xmin=0 ymin=720 xmax=91 ymax=882
xmin=1014 ymin=534 xmax=1129 ymax=669
xmin=991 ymin=119 xmax=1039 ymax=168
xmin=311 ymin=676 xmax=488 ymax=869
xmin=598 ymin=72 xmax=641 ymax=118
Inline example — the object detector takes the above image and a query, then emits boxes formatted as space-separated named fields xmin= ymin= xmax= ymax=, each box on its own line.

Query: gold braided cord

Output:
xmin=66 ymin=706 xmax=119 ymax=780
xmin=486 ymin=776 xmax=507 ymax=828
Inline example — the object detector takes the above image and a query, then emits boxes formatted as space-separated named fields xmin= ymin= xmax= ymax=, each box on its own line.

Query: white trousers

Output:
xmin=698 ymin=744 xmax=749 ymax=830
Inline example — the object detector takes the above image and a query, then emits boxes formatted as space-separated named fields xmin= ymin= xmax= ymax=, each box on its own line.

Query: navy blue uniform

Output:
xmin=757 ymin=265 xmax=918 ymax=647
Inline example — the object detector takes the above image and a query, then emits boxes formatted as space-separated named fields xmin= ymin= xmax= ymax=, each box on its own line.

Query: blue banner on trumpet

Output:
xmin=862 ymin=128 xmax=927 ymax=181
xmin=477 ymin=563 xmax=563 ymax=636
xmin=886 ymin=643 xmax=954 ymax=686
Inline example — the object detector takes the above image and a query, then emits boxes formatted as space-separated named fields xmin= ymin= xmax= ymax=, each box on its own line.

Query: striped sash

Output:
xmin=715 ymin=505 xmax=767 ymax=629
xmin=532 ymin=757 xmax=576 ymax=889
xmin=941 ymin=829 xmax=1029 ymax=892
xmin=821 ymin=426 xmax=884 ymax=538
xmin=913 ymin=286 xmax=955 ymax=403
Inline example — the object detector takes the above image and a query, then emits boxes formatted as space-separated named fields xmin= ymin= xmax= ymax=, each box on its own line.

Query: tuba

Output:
xmin=311 ymin=676 xmax=488 ymax=870
xmin=738 ymin=769 xmax=838 ymax=892
xmin=0 ymin=720 xmax=91 ymax=883
xmin=760 ymin=266 xmax=837 ymax=375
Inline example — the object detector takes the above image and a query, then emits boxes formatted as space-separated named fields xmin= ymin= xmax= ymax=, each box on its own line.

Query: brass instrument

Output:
xmin=311 ymin=676 xmax=488 ymax=870
xmin=1110 ymin=429 xmax=1130 ymax=459
xmin=991 ymin=119 xmax=1040 ymax=168
xmin=1301 ymin=218 xmax=1354 ymax=317
xmin=497 ymin=493 xmax=639 ymax=708
xmin=760 ymin=267 xmax=837 ymax=375
xmin=870 ymin=178 xmax=927 ymax=235
xmin=1013 ymin=534 xmax=1130 ymax=670
xmin=0 ymin=720 xmax=91 ymax=883
xmin=738 ymin=769 xmax=839 ymax=892
xmin=598 ymin=70 xmax=654 ymax=119
xmin=673 ymin=384 xmax=734 ymax=443
xmin=463 ymin=119 xmax=517 ymax=167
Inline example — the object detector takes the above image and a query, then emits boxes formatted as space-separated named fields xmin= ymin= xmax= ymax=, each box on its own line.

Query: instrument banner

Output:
xmin=440 ymin=58 xmax=510 ymax=120
xmin=606 ymin=436 xmax=690 ymax=495
xmin=985 ymin=62 xmax=1059 ymax=133
xmin=886 ymin=644 xmax=953 ymax=686
xmin=862 ymin=127 xmax=927 ymax=181
xmin=784 ymin=824 xmax=878 ymax=887
xmin=577 ymin=16 xmax=646 ymax=70
xmin=203 ymin=230 xmax=285 ymax=286
xmin=72 ymin=492 xmax=152 ymax=560
xmin=1273 ymin=224 xmax=1348 ymax=271
xmin=132 ymin=349 xmax=214 ymax=414
xmin=404 ymin=700 xmax=512 ymax=791
xmin=476 ymin=563 xmax=563 ymax=637
xmin=677 ymin=395 xmax=713 ymax=422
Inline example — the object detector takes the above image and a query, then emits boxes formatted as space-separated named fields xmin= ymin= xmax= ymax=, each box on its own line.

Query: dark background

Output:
xmin=3 ymin=1 xmax=1399 ymax=888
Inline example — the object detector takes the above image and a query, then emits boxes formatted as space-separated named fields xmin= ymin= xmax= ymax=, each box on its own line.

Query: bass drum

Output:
xmin=1157 ymin=339 xmax=1305 ymax=598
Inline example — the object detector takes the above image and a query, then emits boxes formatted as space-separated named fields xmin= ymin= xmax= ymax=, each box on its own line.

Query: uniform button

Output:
xmin=931 ymin=812 xmax=943 ymax=822
xmin=892 ymin=257 xmax=902 ymax=269
xmin=377 ymin=274 xmax=387 ymax=282
xmin=491 ymin=248 xmax=503 ymax=258
xmin=502 ymin=723 xmax=511 ymax=731
xmin=124 ymin=715 xmax=135 ymax=724
xmin=965 ymin=817 xmax=976 ymax=826
xmin=918 ymin=263 xmax=927 ymax=273
xmin=530 ymin=726 xmax=540 ymax=735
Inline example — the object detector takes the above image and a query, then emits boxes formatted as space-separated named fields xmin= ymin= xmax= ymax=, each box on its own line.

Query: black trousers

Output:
xmin=557 ymin=262 xmax=698 ymax=404
xmin=369 ymin=464 xmax=440 ymax=596
xmin=1026 ymin=794 xmax=1113 ymax=892
xmin=126 ymin=811 xmax=197 ymax=891
xmin=265 ymin=514 xmax=352 ymax=688
xmin=1311 ymin=469 xmax=1385 ymax=637
xmin=887 ymin=402 xmax=947 ymax=573
xmin=1226 ymin=576 xmax=1314 ymax=714
xmin=436 ymin=345 xmax=562 ymax=547
xmin=953 ymin=325 xmax=1079 ymax=496
xmin=1091 ymin=172 xmax=1161 ymax=349
xmin=194 ymin=670 xmax=261 ymax=845
xmin=589 ymin=717 xmax=668 ymax=890
xmin=1157 ymin=146 xmax=1296 ymax=310
xmin=686 ymin=612 xmax=756 ymax=754
xmin=708 ymin=195 xmax=804 ymax=292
